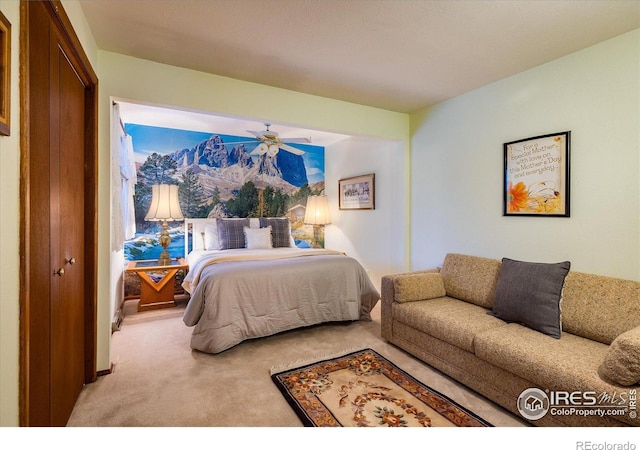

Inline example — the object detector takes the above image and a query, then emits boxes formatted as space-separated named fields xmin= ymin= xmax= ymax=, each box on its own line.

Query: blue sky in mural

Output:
xmin=124 ymin=123 xmax=325 ymax=184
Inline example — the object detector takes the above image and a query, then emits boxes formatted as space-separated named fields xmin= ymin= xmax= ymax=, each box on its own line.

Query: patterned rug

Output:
xmin=271 ymin=348 xmax=492 ymax=427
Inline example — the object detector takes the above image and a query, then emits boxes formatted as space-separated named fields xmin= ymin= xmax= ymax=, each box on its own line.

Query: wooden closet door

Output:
xmin=21 ymin=0 xmax=98 ymax=427
xmin=49 ymin=29 xmax=86 ymax=426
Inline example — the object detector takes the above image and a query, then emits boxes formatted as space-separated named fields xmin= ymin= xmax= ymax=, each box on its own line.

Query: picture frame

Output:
xmin=0 ymin=11 xmax=10 ymax=136
xmin=503 ymin=131 xmax=570 ymax=217
xmin=338 ymin=173 xmax=375 ymax=210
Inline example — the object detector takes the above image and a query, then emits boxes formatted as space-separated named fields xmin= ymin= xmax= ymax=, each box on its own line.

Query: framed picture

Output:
xmin=339 ymin=173 xmax=375 ymax=210
xmin=504 ymin=131 xmax=570 ymax=217
xmin=0 ymin=11 xmax=10 ymax=136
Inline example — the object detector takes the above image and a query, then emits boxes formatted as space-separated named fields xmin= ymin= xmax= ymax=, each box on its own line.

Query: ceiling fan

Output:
xmin=245 ymin=123 xmax=311 ymax=157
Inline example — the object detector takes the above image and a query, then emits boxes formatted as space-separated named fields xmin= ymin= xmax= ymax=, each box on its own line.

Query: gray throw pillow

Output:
xmin=489 ymin=258 xmax=571 ymax=338
xmin=259 ymin=217 xmax=292 ymax=248
xmin=217 ymin=218 xmax=250 ymax=249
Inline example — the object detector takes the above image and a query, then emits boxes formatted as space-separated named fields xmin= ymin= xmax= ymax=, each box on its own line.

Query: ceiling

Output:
xmin=81 ymin=0 xmax=639 ymax=114
xmin=86 ymin=1 xmax=639 ymax=141
xmin=116 ymin=100 xmax=351 ymax=146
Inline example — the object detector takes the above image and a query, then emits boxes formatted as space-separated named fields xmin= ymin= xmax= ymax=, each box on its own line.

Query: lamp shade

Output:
xmin=145 ymin=184 xmax=184 ymax=221
xmin=304 ymin=195 xmax=331 ymax=225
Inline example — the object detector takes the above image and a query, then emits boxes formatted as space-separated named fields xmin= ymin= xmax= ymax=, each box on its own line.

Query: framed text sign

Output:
xmin=503 ymin=131 xmax=570 ymax=217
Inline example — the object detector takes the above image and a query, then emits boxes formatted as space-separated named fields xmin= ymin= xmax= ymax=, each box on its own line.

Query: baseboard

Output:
xmin=97 ymin=362 xmax=115 ymax=377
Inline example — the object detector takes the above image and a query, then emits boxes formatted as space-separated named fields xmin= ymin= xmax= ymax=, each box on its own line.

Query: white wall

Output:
xmin=0 ymin=0 xmax=21 ymax=428
xmin=410 ymin=29 xmax=640 ymax=281
xmin=325 ymin=137 xmax=406 ymax=291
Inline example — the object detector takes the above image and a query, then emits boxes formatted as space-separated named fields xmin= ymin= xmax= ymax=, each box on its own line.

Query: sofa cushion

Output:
xmin=439 ymin=254 xmax=502 ymax=309
xmin=391 ymin=297 xmax=507 ymax=353
xmin=562 ymin=272 xmax=640 ymax=345
xmin=394 ymin=273 xmax=446 ymax=303
xmin=598 ymin=326 xmax=640 ymax=386
xmin=474 ymin=324 xmax=620 ymax=394
xmin=489 ymin=258 xmax=570 ymax=338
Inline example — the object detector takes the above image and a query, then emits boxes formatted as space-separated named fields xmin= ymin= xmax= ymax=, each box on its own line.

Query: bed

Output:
xmin=181 ymin=217 xmax=380 ymax=354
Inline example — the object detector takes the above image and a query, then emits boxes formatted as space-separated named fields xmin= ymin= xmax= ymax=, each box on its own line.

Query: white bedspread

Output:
xmin=182 ymin=248 xmax=380 ymax=354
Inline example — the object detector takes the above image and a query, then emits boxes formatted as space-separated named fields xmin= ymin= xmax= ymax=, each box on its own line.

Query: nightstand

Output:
xmin=125 ymin=258 xmax=188 ymax=312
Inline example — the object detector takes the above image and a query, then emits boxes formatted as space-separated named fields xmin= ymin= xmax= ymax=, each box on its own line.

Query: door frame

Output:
xmin=19 ymin=0 xmax=98 ymax=426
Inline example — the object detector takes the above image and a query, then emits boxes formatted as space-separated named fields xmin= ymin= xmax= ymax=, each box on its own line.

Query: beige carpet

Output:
xmin=66 ymin=298 xmax=527 ymax=427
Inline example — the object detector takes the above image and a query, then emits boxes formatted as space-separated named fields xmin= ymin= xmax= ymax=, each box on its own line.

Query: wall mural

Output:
xmin=124 ymin=123 xmax=326 ymax=261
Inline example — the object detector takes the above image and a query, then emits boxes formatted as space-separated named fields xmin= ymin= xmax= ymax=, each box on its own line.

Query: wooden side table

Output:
xmin=125 ymin=258 xmax=188 ymax=312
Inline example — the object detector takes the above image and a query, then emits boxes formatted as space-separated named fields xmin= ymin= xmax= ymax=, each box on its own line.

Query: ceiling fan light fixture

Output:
xmin=250 ymin=142 xmax=269 ymax=156
xmin=268 ymin=144 xmax=279 ymax=157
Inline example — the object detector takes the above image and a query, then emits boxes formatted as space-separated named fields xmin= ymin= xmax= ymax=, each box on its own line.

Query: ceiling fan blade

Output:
xmin=229 ymin=140 xmax=260 ymax=145
xmin=279 ymin=143 xmax=306 ymax=155
xmin=246 ymin=130 xmax=262 ymax=138
xmin=281 ymin=137 xmax=311 ymax=144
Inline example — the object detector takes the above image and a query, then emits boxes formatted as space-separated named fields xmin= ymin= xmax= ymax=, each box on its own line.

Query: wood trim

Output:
xmin=19 ymin=0 xmax=32 ymax=427
xmin=97 ymin=363 xmax=115 ymax=378
xmin=19 ymin=0 xmax=99 ymax=426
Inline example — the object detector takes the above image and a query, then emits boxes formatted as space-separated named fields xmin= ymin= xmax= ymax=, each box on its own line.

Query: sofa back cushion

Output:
xmin=439 ymin=253 xmax=501 ymax=309
xmin=562 ymin=272 xmax=640 ymax=345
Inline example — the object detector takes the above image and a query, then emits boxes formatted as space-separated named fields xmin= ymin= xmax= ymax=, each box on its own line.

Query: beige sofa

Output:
xmin=381 ymin=253 xmax=640 ymax=426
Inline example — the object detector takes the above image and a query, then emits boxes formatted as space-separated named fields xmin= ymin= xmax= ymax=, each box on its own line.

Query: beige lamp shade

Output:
xmin=304 ymin=195 xmax=331 ymax=225
xmin=145 ymin=184 xmax=184 ymax=221
xmin=144 ymin=184 xmax=184 ymax=265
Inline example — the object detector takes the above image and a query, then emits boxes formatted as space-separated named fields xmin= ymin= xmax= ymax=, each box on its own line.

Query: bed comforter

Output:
xmin=182 ymin=248 xmax=380 ymax=353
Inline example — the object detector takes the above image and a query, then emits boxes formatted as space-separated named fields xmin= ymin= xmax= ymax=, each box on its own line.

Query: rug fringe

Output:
xmin=269 ymin=347 xmax=368 ymax=375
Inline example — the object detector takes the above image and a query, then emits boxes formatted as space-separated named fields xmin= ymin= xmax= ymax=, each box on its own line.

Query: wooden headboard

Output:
xmin=184 ymin=218 xmax=216 ymax=256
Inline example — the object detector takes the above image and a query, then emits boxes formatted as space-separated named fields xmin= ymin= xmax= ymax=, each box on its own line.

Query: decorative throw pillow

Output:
xmin=217 ymin=218 xmax=250 ymax=249
xmin=259 ymin=217 xmax=292 ymax=248
xmin=598 ymin=327 xmax=640 ymax=386
xmin=204 ymin=222 xmax=219 ymax=250
xmin=244 ymin=226 xmax=273 ymax=250
xmin=394 ymin=273 xmax=446 ymax=303
xmin=489 ymin=258 xmax=571 ymax=339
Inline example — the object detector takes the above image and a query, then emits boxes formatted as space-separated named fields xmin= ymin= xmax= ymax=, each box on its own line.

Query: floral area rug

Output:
xmin=271 ymin=348 xmax=492 ymax=427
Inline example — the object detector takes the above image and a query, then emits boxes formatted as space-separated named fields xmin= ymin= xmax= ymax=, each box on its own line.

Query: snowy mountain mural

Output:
xmin=124 ymin=124 xmax=326 ymax=260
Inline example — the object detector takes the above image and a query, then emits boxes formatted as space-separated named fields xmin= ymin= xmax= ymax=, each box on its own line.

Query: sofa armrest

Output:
xmin=381 ymin=269 xmax=440 ymax=340
xmin=598 ymin=325 xmax=640 ymax=386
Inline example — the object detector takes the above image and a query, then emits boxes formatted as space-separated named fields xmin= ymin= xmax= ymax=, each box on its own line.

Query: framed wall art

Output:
xmin=338 ymin=173 xmax=375 ymax=210
xmin=0 ymin=10 xmax=10 ymax=136
xmin=504 ymin=131 xmax=570 ymax=217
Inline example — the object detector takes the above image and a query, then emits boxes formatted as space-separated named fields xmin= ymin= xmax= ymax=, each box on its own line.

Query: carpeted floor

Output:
xmin=66 ymin=298 xmax=527 ymax=427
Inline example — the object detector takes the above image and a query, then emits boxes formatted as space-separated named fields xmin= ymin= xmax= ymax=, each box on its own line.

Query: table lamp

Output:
xmin=145 ymin=184 xmax=184 ymax=265
xmin=304 ymin=194 xmax=331 ymax=248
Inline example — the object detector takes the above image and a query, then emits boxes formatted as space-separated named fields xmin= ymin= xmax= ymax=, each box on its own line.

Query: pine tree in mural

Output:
xmin=224 ymin=181 xmax=260 ymax=217
xmin=134 ymin=152 xmax=178 ymax=229
xmin=179 ymin=168 xmax=211 ymax=218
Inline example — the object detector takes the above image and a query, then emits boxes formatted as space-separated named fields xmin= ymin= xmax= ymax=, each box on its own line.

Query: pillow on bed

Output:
xmin=259 ymin=217 xmax=292 ymax=248
xmin=204 ymin=222 xmax=219 ymax=250
xmin=217 ymin=218 xmax=250 ymax=249
xmin=244 ymin=226 xmax=273 ymax=249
